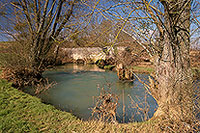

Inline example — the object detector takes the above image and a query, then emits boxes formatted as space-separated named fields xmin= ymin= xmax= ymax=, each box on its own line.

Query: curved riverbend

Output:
xmin=26 ymin=64 xmax=158 ymax=123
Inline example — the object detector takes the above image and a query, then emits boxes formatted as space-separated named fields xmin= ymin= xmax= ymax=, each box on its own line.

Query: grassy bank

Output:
xmin=132 ymin=66 xmax=200 ymax=75
xmin=0 ymin=79 xmax=157 ymax=132
xmin=132 ymin=66 xmax=154 ymax=74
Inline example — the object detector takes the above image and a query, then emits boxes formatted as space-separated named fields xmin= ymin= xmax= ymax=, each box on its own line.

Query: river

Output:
xmin=26 ymin=63 xmax=158 ymax=123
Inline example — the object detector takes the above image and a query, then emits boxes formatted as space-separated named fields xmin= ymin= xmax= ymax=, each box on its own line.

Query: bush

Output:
xmin=0 ymin=41 xmax=55 ymax=87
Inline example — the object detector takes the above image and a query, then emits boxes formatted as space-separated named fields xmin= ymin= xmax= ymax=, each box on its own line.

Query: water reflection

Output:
xmin=30 ymin=64 xmax=158 ymax=123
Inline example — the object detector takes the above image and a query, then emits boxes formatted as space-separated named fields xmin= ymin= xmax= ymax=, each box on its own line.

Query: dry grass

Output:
xmin=91 ymin=85 xmax=119 ymax=123
xmin=0 ymin=78 xmax=199 ymax=132
xmin=0 ymin=79 xmax=161 ymax=132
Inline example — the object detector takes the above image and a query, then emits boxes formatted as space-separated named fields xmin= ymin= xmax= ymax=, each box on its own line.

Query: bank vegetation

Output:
xmin=0 ymin=0 xmax=200 ymax=132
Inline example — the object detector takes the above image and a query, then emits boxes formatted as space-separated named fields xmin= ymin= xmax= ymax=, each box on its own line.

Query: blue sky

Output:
xmin=0 ymin=0 xmax=199 ymax=48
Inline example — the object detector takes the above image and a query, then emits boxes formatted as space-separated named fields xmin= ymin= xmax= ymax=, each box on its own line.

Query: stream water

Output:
xmin=26 ymin=64 xmax=158 ymax=123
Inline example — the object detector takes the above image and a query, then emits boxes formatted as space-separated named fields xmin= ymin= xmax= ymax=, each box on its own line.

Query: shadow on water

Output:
xmin=25 ymin=63 xmax=158 ymax=123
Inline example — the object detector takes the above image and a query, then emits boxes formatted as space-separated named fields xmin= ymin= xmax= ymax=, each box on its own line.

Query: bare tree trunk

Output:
xmin=151 ymin=0 xmax=193 ymax=120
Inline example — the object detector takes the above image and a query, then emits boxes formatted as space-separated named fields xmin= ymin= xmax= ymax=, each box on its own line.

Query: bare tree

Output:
xmin=82 ymin=0 xmax=200 ymax=123
xmin=0 ymin=0 xmax=89 ymax=87
xmin=12 ymin=0 xmax=76 ymax=69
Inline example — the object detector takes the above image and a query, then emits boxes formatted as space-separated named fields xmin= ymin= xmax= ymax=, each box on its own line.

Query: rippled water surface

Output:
xmin=27 ymin=64 xmax=158 ymax=123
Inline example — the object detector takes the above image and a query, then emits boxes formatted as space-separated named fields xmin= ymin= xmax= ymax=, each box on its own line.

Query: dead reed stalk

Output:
xmin=91 ymin=84 xmax=119 ymax=123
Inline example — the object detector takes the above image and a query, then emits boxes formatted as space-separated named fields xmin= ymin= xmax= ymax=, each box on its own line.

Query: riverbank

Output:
xmin=132 ymin=66 xmax=200 ymax=76
xmin=0 ymin=79 xmax=158 ymax=132
xmin=0 ymin=72 xmax=199 ymax=132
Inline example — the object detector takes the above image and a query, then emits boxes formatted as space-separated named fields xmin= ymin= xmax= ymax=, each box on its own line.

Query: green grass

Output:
xmin=1 ymin=67 xmax=198 ymax=132
xmin=132 ymin=66 xmax=200 ymax=75
xmin=192 ymin=67 xmax=200 ymax=72
xmin=104 ymin=65 xmax=115 ymax=70
xmin=132 ymin=66 xmax=154 ymax=73
xmin=0 ymin=79 xmax=158 ymax=132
